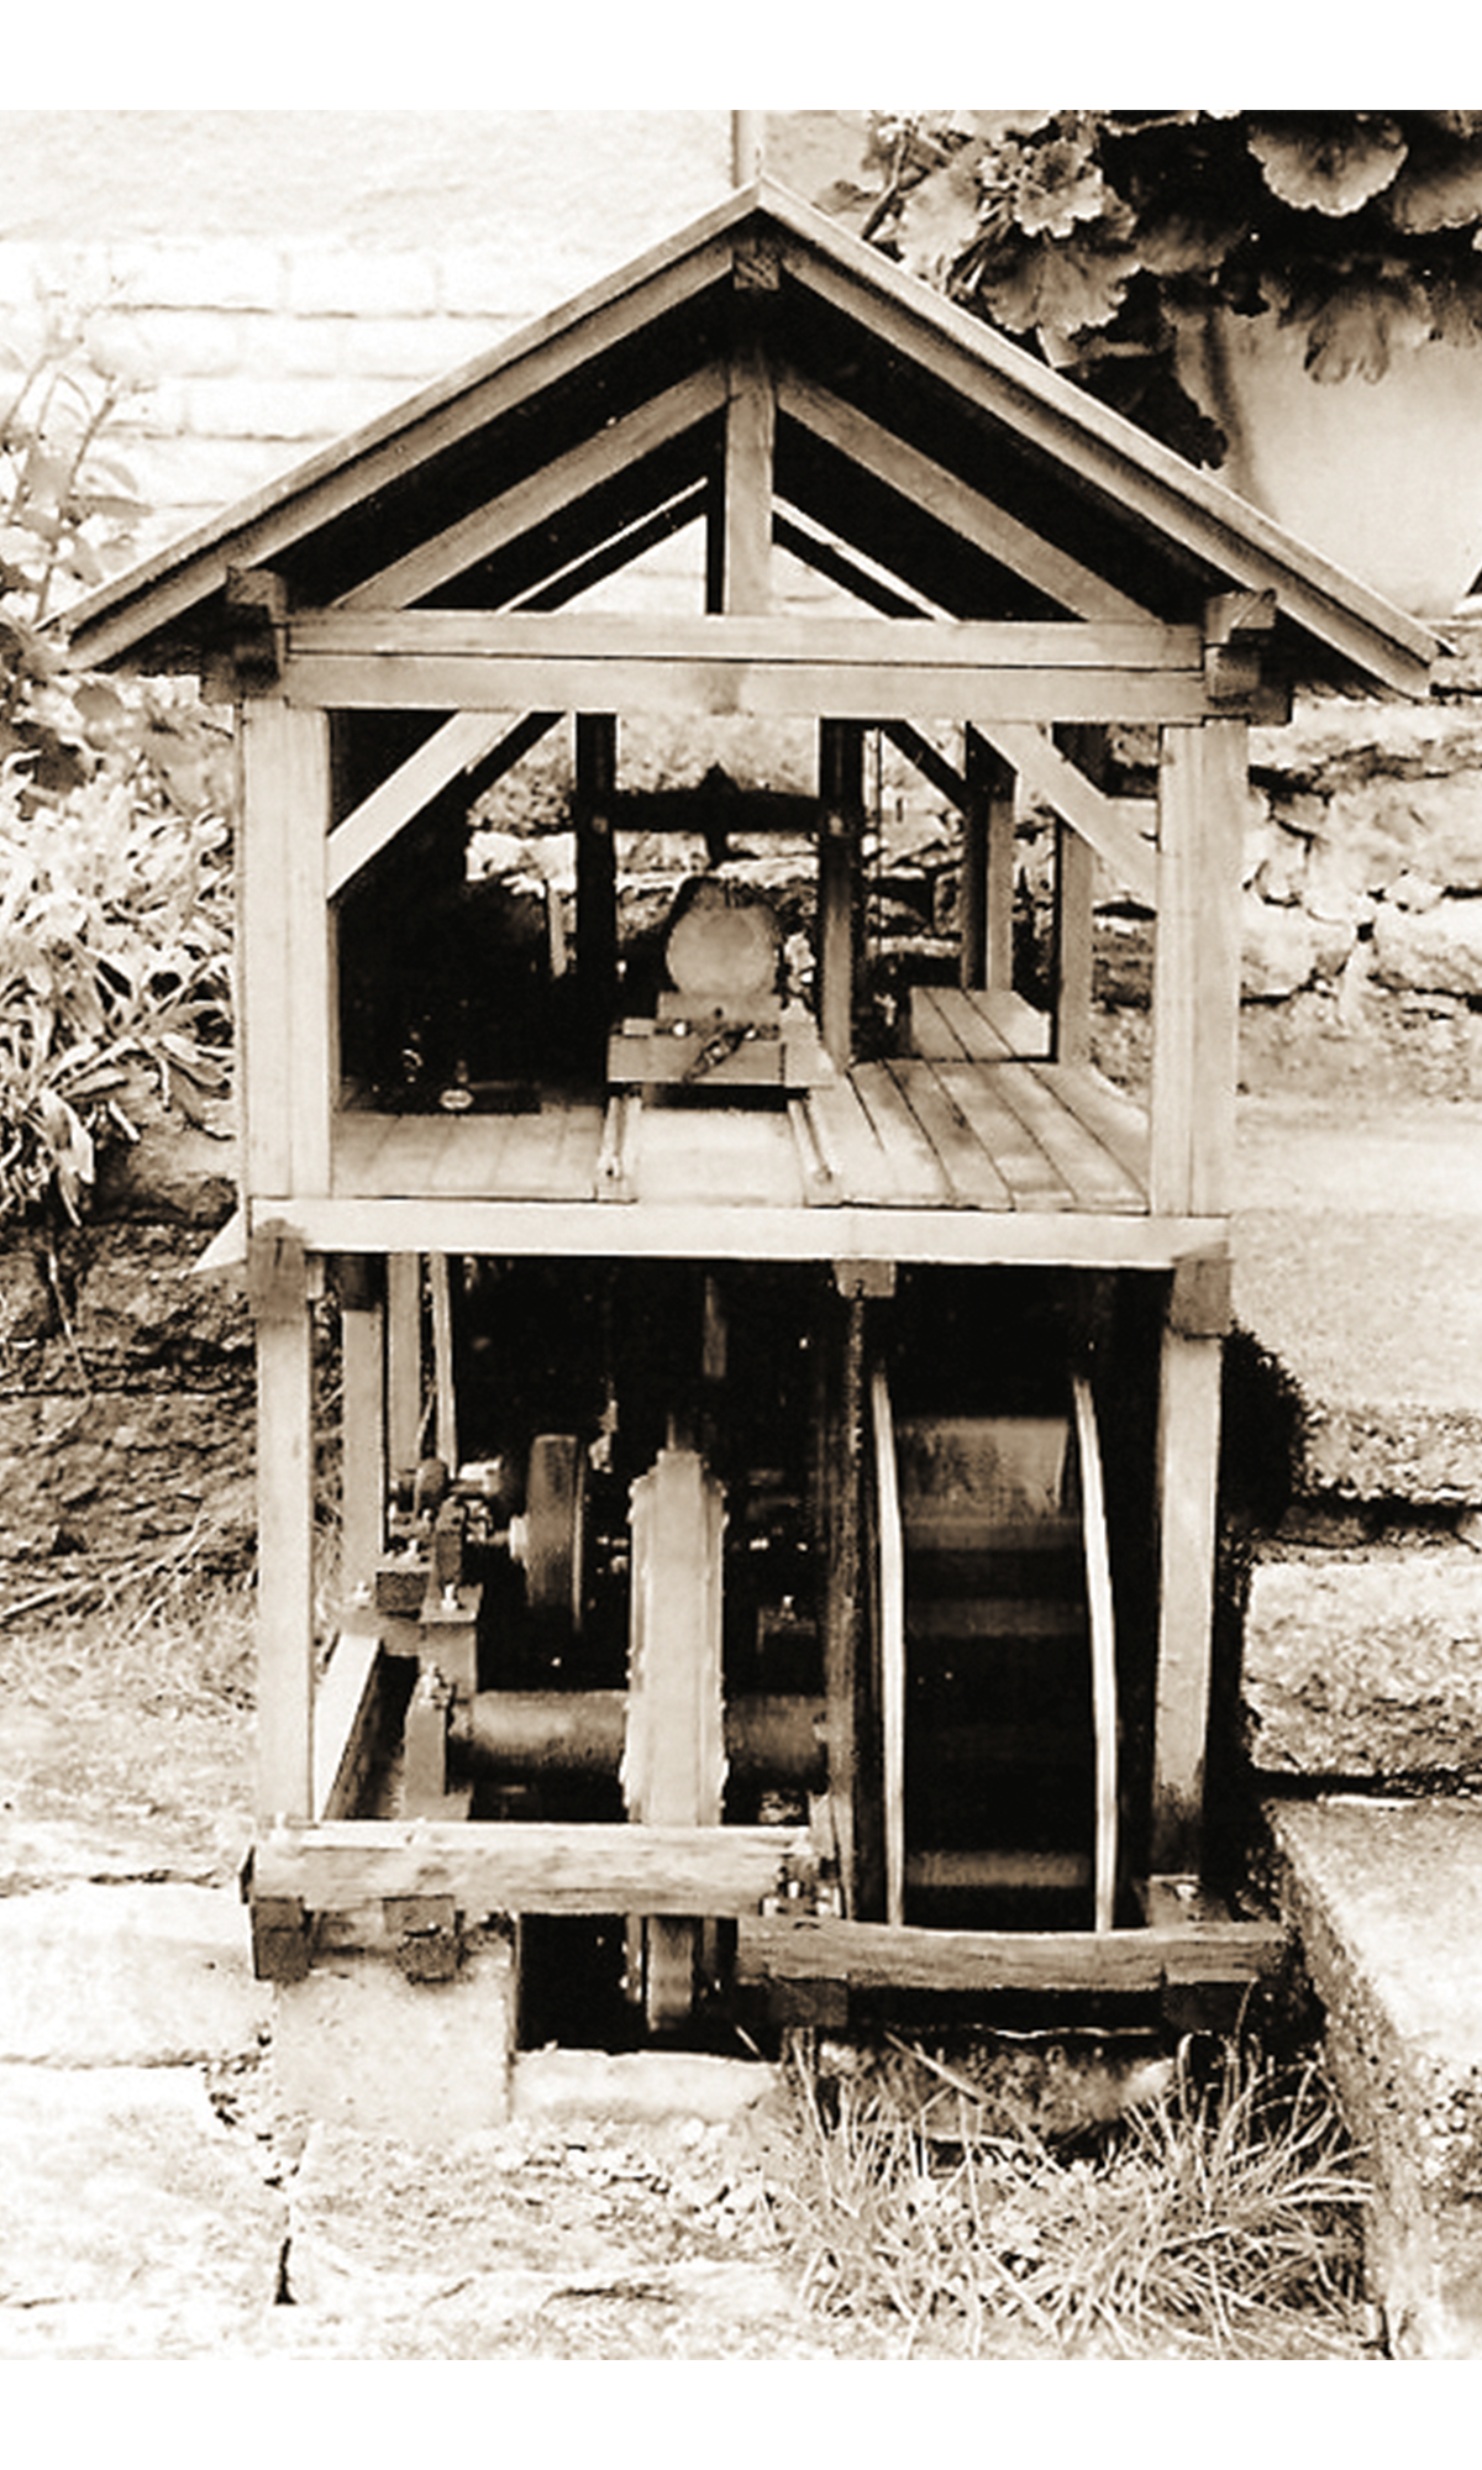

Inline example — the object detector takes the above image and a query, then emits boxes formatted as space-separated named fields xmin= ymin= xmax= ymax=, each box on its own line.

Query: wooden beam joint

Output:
xmin=213 ymin=566 xmax=290 ymax=697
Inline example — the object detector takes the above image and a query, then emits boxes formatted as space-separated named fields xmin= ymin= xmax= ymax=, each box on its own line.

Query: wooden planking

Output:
xmin=927 ymin=1062 xmax=1076 ymax=1211
xmin=630 ymin=1103 xmax=805 ymax=1211
xmin=1150 ymin=1327 xmax=1223 ymax=1877
xmin=253 ymin=1818 xmax=812 ymax=1917
xmin=735 ymin=1911 xmax=1286 ymax=1995
xmin=777 ymin=371 xmax=1156 ymax=625
xmin=337 ymin=1109 xmax=603 ymax=1203
xmin=337 ymin=366 xmax=729 ymax=612
xmin=1033 ymin=1062 xmax=1149 ymax=1195
xmin=993 ymin=1063 xmax=1145 ymax=1212
xmin=852 ymin=1063 xmax=953 ymax=1205
xmin=886 ymin=1063 xmax=1013 ymax=1209
xmin=907 ymin=984 xmax=972 ymax=1060
xmin=1149 ymin=720 xmax=1247 ymax=1218
xmin=801 ymin=1077 xmax=901 ymax=1203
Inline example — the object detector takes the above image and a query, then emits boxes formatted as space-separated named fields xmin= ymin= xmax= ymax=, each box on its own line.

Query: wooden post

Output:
xmin=1051 ymin=725 xmax=1103 ymax=1068
xmin=338 ymin=1256 xmax=385 ymax=1601
xmin=1146 ymin=716 xmax=1247 ymax=1878
xmin=575 ymin=713 xmax=618 ymax=1030
xmin=818 ymin=719 xmax=863 ymax=1070
xmin=720 ymin=333 xmax=774 ymax=616
xmin=251 ymin=1224 xmax=316 ymax=1826
xmin=962 ymin=727 xmax=1015 ymax=992
xmin=625 ymin=1445 xmax=727 ymax=2029
xmin=1149 ymin=719 xmax=1247 ymax=1217
xmin=1150 ymin=1324 xmax=1223 ymax=1877
xmin=240 ymin=700 xmax=333 ymax=1197
xmin=386 ymin=1254 xmax=422 ymax=1476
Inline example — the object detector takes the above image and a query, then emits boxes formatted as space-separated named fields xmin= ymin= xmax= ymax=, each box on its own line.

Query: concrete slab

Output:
xmin=513 ymin=2049 xmax=779 ymax=2127
xmin=0 ymin=2063 xmax=284 ymax=2353
xmin=1234 ymin=1099 xmax=1482 ymax=1502
xmin=1265 ymin=1798 xmax=1482 ymax=2357
xmin=283 ymin=2110 xmax=799 ymax=2353
xmin=1244 ymin=1551 xmax=1482 ymax=1780
xmin=271 ymin=1931 xmax=517 ymax=2143
xmin=0 ymin=1883 xmax=269 ymax=2066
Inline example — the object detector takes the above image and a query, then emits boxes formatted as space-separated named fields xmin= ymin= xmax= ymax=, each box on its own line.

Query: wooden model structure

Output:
xmin=70 ymin=182 xmax=1434 ymax=2037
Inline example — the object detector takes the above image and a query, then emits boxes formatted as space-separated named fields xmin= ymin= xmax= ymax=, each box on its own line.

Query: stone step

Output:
xmin=1242 ymin=1548 xmax=1482 ymax=1785
xmin=1264 ymin=1798 xmax=1482 ymax=2359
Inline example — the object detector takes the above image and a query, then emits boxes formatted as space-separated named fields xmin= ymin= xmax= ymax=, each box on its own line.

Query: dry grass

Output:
xmin=769 ymin=2033 xmax=1371 ymax=2360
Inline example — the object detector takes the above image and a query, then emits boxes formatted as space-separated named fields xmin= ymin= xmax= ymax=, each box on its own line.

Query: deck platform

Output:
xmin=309 ymin=988 xmax=1196 ymax=1268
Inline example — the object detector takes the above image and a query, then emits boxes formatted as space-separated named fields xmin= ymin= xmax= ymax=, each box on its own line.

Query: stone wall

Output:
xmin=0 ymin=1116 xmax=254 ymax=1614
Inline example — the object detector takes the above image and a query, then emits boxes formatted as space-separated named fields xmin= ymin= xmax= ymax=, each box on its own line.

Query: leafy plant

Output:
xmin=825 ymin=112 xmax=1482 ymax=460
xmin=0 ymin=295 xmax=236 ymax=1230
xmin=0 ymin=286 xmax=154 ymax=791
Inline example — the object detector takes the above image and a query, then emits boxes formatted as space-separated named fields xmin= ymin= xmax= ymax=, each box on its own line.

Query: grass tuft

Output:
xmin=769 ymin=2032 xmax=1370 ymax=2359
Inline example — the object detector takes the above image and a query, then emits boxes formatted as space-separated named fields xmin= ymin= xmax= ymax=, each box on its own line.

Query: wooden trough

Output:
xmin=67 ymin=177 xmax=1435 ymax=2044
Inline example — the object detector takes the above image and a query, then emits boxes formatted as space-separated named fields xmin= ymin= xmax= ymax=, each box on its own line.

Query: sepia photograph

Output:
xmin=1 ymin=66 xmax=1480 ymax=2395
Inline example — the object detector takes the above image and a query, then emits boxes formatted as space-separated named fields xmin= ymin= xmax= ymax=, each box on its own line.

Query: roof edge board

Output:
xmin=757 ymin=178 xmax=1438 ymax=694
xmin=65 ymin=190 xmax=764 ymax=664
xmin=63 ymin=169 xmax=1436 ymax=700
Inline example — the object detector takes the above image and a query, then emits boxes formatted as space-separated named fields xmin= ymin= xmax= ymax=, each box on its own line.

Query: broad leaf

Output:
xmin=1248 ymin=118 xmax=1407 ymax=216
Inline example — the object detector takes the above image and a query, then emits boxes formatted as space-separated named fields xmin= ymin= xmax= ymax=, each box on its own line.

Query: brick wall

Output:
xmin=0 ymin=110 xmax=863 ymax=557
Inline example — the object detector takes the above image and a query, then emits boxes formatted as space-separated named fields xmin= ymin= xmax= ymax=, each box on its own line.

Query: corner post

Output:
xmin=1147 ymin=717 xmax=1247 ymax=1879
xmin=251 ymin=1221 xmax=316 ymax=1826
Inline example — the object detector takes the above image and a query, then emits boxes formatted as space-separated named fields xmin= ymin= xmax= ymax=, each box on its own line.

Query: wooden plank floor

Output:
xmin=330 ymin=993 xmax=1150 ymax=1221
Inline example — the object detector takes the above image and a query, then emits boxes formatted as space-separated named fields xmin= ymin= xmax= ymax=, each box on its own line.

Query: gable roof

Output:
xmin=63 ymin=177 xmax=1438 ymax=699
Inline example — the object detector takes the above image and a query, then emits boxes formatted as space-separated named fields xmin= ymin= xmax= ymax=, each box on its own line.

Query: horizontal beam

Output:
xmin=252 ymin=1818 xmax=812 ymax=1916
xmin=283 ymin=610 xmax=1244 ymax=727
xmin=980 ymin=721 xmax=1158 ymax=906
xmin=778 ymin=370 xmax=1156 ymax=625
xmin=734 ymin=1912 xmax=1287 ymax=1996
xmin=295 ymin=608 xmax=1203 ymax=673
xmin=336 ymin=365 xmax=728 ymax=612
xmin=253 ymin=1192 xmax=1227 ymax=1270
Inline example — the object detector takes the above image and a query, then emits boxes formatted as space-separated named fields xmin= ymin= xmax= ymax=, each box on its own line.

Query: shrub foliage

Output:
xmin=0 ymin=294 xmax=234 ymax=1229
